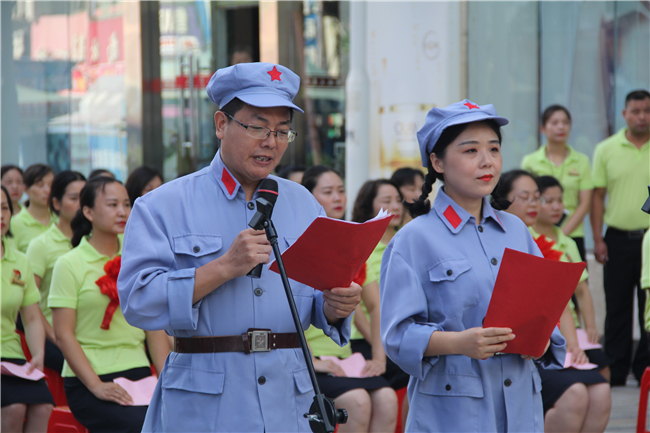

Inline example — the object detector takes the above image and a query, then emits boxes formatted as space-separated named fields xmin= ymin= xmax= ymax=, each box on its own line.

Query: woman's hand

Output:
xmin=454 ymin=327 xmax=515 ymax=360
xmin=586 ymin=327 xmax=600 ymax=345
xmin=26 ymin=353 xmax=45 ymax=374
xmin=567 ymin=344 xmax=588 ymax=366
xmin=89 ymin=382 xmax=134 ymax=406
xmin=313 ymin=359 xmax=347 ymax=377
xmin=361 ymin=359 xmax=385 ymax=377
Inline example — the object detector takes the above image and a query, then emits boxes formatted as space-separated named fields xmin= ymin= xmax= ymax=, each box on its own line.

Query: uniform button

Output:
xmin=258 ymin=376 xmax=266 ymax=385
xmin=478 ymin=225 xmax=484 ymax=233
xmin=254 ymin=288 xmax=263 ymax=297
xmin=491 ymin=258 xmax=498 ymax=266
xmin=193 ymin=246 xmax=200 ymax=253
xmin=504 ymin=379 xmax=512 ymax=387
xmin=247 ymin=202 xmax=255 ymax=210
xmin=445 ymin=384 xmax=451 ymax=391
xmin=446 ymin=269 xmax=453 ymax=276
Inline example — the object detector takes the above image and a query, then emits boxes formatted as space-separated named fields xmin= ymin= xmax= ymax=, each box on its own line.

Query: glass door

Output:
xmin=159 ymin=1 xmax=216 ymax=180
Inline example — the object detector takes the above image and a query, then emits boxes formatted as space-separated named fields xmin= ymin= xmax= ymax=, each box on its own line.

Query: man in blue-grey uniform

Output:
xmin=117 ymin=62 xmax=361 ymax=432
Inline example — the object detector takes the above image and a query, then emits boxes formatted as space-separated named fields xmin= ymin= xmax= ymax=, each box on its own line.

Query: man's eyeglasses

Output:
xmin=224 ymin=112 xmax=297 ymax=143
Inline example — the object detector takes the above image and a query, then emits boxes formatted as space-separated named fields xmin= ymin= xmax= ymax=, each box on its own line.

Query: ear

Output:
xmin=52 ymin=197 xmax=62 ymax=213
xmin=82 ymin=205 xmax=93 ymax=223
xmin=430 ymin=152 xmax=444 ymax=175
xmin=215 ymin=112 xmax=227 ymax=140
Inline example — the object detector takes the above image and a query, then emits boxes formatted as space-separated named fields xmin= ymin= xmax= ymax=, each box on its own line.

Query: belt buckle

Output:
xmin=247 ymin=329 xmax=271 ymax=353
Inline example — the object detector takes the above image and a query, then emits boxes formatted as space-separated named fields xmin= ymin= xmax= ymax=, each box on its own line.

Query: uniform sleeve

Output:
xmin=26 ymin=238 xmax=46 ymax=278
xmin=309 ymin=291 xmax=352 ymax=347
xmin=20 ymin=261 xmax=40 ymax=307
xmin=380 ymin=245 xmax=442 ymax=380
xmin=592 ymin=144 xmax=607 ymax=188
xmin=118 ymin=198 xmax=205 ymax=332
xmin=48 ymin=257 xmax=78 ymax=309
xmin=578 ymin=154 xmax=593 ymax=190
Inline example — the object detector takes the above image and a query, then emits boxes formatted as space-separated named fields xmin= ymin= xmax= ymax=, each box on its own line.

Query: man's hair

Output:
xmin=625 ymin=90 xmax=650 ymax=107
xmin=220 ymin=98 xmax=294 ymax=122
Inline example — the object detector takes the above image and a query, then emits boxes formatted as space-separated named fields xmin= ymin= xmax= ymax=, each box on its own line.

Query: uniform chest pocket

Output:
xmin=428 ymin=258 xmax=479 ymax=318
xmin=173 ymin=234 xmax=223 ymax=264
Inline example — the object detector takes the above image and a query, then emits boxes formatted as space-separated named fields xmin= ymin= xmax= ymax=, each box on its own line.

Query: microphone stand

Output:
xmin=249 ymin=201 xmax=347 ymax=433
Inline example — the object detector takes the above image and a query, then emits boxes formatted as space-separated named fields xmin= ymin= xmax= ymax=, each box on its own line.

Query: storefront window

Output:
xmin=8 ymin=1 xmax=130 ymax=179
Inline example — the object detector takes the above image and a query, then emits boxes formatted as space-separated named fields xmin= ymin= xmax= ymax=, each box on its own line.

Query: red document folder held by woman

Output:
xmin=269 ymin=210 xmax=392 ymax=291
xmin=482 ymin=248 xmax=586 ymax=358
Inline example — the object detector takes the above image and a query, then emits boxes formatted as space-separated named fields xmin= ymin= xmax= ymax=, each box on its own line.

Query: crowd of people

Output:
xmin=1 ymin=58 xmax=648 ymax=433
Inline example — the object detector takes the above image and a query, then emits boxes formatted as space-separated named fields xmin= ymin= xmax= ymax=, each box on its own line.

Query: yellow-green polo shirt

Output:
xmin=643 ymin=231 xmax=650 ymax=291
xmin=11 ymin=207 xmax=57 ymax=253
xmin=528 ymin=227 xmax=588 ymax=283
xmin=521 ymin=145 xmax=593 ymax=238
xmin=26 ymin=225 xmax=72 ymax=326
xmin=592 ymin=128 xmax=650 ymax=231
xmin=304 ymin=325 xmax=351 ymax=359
xmin=350 ymin=242 xmax=387 ymax=341
xmin=1 ymin=237 xmax=40 ymax=359
xmin=48 ymin=236 xmax=149 ymax=377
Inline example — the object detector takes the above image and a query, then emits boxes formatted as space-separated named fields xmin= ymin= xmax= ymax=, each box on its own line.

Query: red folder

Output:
xmin=269 ymin=211 xmax=392 ymax=291
xmin=482 ymin=248 xmax=586 ymax=358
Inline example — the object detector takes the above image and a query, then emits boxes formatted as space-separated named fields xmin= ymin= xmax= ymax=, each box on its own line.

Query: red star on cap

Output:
xmin=464 ymin=102 xmax=479 ymax=110
xmin=267 ymin=66 xmax=282 ymax=81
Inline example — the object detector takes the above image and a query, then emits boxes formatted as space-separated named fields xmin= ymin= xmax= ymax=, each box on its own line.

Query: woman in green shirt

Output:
xmin=1 ymin=165 xmax=25 ymax=214
xmin=1 ymin=186 xmax=54 ymax=433
xmin=521 ymin=105 xmax=593 ymax=260
xmin=27 ymin=170 xmax=86 ymax=372
xmin=50 ymin=177 xmax=169 ymax=433
xmin=12 ymin=164 xmax=56 ymax=253
xmin=302 ymin=167 xmax=398 ymax=433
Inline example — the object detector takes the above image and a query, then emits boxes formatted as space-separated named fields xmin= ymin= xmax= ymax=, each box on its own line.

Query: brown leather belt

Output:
xmin=173 ymin=329 xmax=300 ymax=354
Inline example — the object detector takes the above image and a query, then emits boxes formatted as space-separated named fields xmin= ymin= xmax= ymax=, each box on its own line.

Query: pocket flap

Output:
xmin=173 ymin=234 xmax=222 ymax=258
xmin=418 ymin=373 xmax=484 ymax=398
xmin=293 ymin=367 xmax=313 ymax=394
xmin=428 ymin=258 xmax=472 ymax=282
xmin=161 ymin=366 xmax=225 ymax=395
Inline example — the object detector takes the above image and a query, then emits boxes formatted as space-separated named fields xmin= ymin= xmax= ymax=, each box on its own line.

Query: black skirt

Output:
xmin=351 ymin=338 xmax=410 ymax=390
xmin=64 ymin=367 xmax=152 ymax=433
xmin=585 ymin=348 xmax=610 ymax=369
xmin=1 ymin=358 xmax=55 ymax=407
xmin=537 ymin=366 xmax=608 ymax=414
xmin=317 ymin=371 xmax=391 ymax=400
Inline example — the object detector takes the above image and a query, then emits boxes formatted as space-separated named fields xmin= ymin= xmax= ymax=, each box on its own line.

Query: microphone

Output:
xmin=247 ymin=178 xmax=279 ymax=278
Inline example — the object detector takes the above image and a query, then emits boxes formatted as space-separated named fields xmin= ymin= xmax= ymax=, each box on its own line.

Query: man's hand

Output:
xmin=322 ymin=283 xmax=362 ymax=324
xmin=221 ymin=228 xmax=272 ymax=279
xmin=594 ymin=239 xmax=608 ymax=264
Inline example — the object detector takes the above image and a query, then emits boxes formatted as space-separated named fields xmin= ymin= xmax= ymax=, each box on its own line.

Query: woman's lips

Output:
xmin=478 ymin=175 xmax=493 ymax=182
xmin=527 ymin=212 xmax=538 ymax=218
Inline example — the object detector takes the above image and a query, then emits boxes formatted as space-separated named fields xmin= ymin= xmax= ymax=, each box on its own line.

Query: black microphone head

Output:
xmin=257 ymin=178 xmax=279 ymax=206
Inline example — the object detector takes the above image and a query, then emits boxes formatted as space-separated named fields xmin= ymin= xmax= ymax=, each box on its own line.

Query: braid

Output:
xmin=405 ymin=161 xmax=437 ymax=218
xmin=70 ymin=209 xmax=92 ymax=247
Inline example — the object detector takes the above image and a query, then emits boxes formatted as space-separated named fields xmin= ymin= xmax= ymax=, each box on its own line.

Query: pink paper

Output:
xmin=1 ymin=361 xmax=45 ymax=381
xmin=320 ymin=353 xmax=367 ymax=378
xmin=113 ymin=376 xmax=157 ymax=406
xmin=563 ymin=353 xmax=598 ymax=370
xmin=576 ymin=329 xmax=602 ymax=350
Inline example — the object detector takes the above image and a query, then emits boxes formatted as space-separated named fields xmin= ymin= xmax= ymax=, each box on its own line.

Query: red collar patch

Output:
xmin=222 ymin=168 xmax=237 ymax=195
xmin=267 ymin=66 xmax=282 ymax=81
xmin=464 ymin=102 xmax=479 ymax=109
xmin=443 ymin=205 xmax=462 ymax=229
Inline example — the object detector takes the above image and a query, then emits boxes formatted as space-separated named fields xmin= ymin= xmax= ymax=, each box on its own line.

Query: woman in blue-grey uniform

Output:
xmin=379 ymin=100 xmax=567 ymax=433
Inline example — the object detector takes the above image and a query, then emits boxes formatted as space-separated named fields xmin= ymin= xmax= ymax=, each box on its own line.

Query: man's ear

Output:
xmin=215 ymin=112 xmax=227 ymax=140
